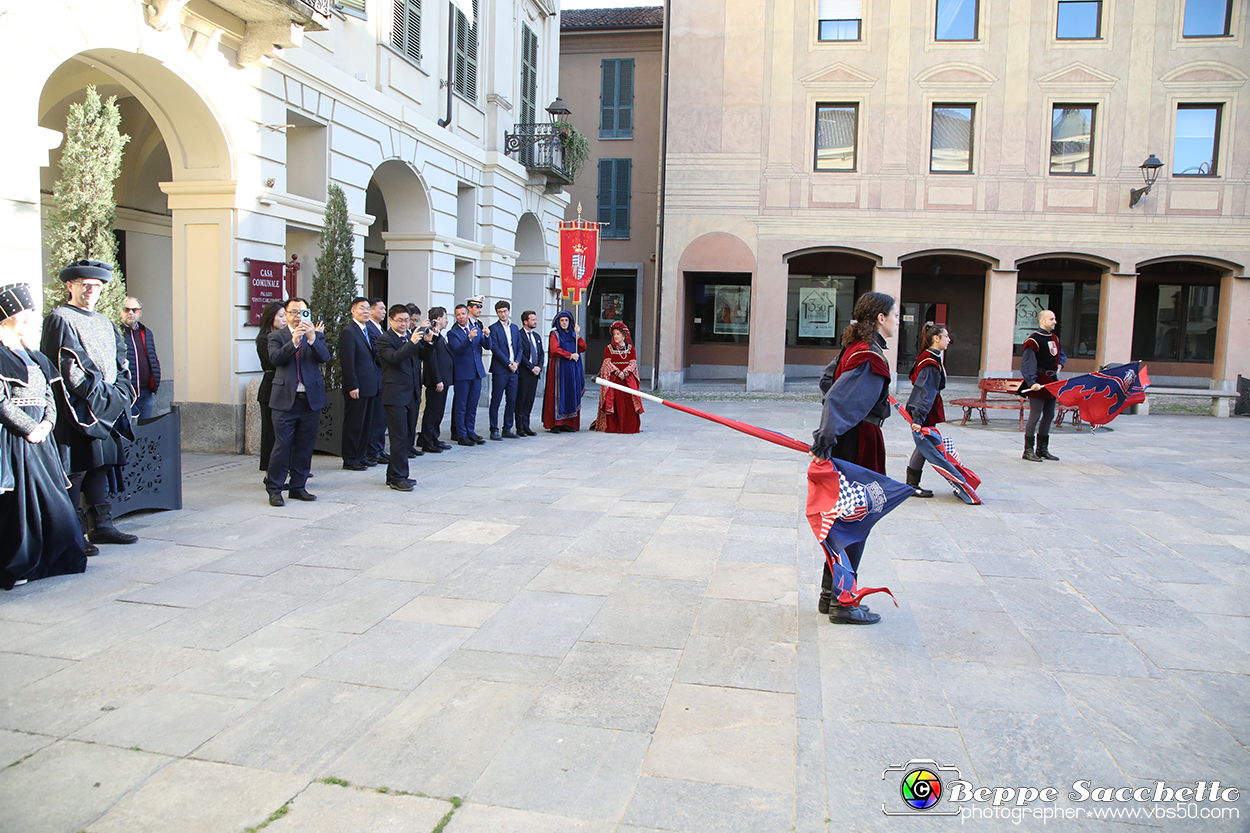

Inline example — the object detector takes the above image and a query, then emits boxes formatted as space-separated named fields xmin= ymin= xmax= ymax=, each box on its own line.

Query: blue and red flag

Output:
xmin=1043 ymin=362 xmax=1149 ymax=428
xmin=889 ymin=397 xmax=983 ymax=505
xmin=594 ymin=377 xmax=912 ymax=607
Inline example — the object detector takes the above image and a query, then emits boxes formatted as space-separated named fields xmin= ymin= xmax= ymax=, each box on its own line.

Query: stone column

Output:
xmin=1096 ymin=271 xmax=1137 ymax=368
xmin=160 ymin=179 xmax=241 ymax=452
xmin=748 ymin=249 xmax=784 ymax=392
xmin=1213 ymin=273 xmax=1249 ymax=392
xmin=872 ymin=265 xmax=902 ymax=387
xmin=982 ymin=269 xmax=1018 ymax=377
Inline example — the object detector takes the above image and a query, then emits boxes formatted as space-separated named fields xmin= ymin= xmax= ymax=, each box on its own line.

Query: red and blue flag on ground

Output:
xmin=889 ymin=397 xmax=983 ymax=505
xmin=1043 ymin=361 xmax=1149 ymax=428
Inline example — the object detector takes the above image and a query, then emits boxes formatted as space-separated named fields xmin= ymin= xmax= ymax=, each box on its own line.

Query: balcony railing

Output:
xmin=504 ymin=123 xmax=573 ymax=186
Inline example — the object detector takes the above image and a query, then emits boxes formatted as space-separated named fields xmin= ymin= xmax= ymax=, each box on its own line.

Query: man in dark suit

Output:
xmin=377 ymin=305 xmax=434 ymax=491
xmin=516 ymin=309 xmax=543 ymax=437
xmin=338 ymin=296 xmax=381 ymax=471
xmin=403 ymin=304 xmax=428 ymax=459
xmin=420 ymin=306 xmax=454 ymax=453
xmin=488 ymin=300 xmax=521 ymax=440
xmin=366 ymin=297 xmax=388 ymax=465
xmin=446 ymin=303 xmax=486 ymax=446
xmin=265 ymin=297 xmax=329 ymax=506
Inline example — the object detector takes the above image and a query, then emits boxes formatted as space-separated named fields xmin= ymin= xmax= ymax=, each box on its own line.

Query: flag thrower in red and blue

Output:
xmin=594 ymin=377 xmax=913 ymax=607
xmin=889 ymin=397 xmax=983 ymax=506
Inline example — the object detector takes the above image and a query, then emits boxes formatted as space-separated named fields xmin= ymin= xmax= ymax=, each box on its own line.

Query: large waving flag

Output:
xmin=595 ymin=377 xmax=911 ymax=607
xmin=889 ymin=398 xmax=983 ymax=505
xmin=1043 ymin=362 xmax=1149 ymax=428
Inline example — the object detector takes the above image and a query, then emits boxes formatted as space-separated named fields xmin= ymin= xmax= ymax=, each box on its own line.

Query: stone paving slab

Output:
xmin=1 ymin=403 xmax=1248 ymax=831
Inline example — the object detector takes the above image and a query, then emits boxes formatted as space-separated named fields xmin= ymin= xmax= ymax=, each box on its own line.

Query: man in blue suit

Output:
xmin=265 ymin=297 xmax=329 ymax=506
xmin=446 ymin=303 xmax=486 ymax=446
xmin=488 ymin=300 xmax=521 ymax=440
xmin=515 ymin=309 xmax=543 ymax=436
xmin=338 ymin=297 xmax=380 ymax=471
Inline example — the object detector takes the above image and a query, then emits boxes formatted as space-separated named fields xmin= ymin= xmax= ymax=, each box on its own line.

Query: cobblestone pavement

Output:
xmin=1 ymin=396 xmax=1247 ymax=832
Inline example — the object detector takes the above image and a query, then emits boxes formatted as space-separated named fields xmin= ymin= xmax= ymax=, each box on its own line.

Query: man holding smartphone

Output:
xmin=378 ymin=304 xmax=434 ymax=491
xmin=264 ymin=297 xmax=328 ymax=506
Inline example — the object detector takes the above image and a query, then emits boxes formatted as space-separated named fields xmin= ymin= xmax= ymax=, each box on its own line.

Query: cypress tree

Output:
xmin=44 ymin=85 xmax=130 ymax=318
xmin=310 ymin=183 xmax=357 ymax=390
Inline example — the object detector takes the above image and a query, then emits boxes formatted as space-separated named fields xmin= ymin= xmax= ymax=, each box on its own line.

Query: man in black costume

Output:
xmin=41 ymin=260 xmax=137 ymax=555
xmin=1021 ymin=309 xmax=1066 ymax=462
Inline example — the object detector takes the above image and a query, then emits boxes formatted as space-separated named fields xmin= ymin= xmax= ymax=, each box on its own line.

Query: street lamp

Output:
xmin=1129 ymin=154 xmax=1164 ymax=208
xmin=546 ymin=97 xmax=570 ymax=123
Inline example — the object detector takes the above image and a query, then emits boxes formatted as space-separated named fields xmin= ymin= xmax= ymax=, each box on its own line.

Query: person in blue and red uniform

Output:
xmin=904 ymin=322 xmax=951 ymax=498
xmin=810 ymin=291 xmax=898 ymax=625
xmin=1020 ymin=309 xmax=1065 ymax=462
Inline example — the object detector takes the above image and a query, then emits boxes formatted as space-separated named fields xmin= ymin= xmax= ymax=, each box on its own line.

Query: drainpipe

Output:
xmin=438 ymin=2 xmax=455 ymax=128
xmin=651 ymin=0 xmax=671 ymax=391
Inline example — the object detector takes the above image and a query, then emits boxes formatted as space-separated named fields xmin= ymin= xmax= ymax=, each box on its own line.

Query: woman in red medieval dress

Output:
xmin=591 ymin=321 xmax=643 ymax=433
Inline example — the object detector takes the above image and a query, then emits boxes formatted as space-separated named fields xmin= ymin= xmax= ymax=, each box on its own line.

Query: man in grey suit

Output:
xmin=265 ymin=297 xmax=329 ymax=506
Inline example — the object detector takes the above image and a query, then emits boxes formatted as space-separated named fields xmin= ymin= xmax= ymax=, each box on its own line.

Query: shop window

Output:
xmin=1056 ymin=0 xmax=1102 ymax=39
xmin=930 ymin=104 xmax=975 ymax=173
xmin=689 ymin=275 xmax=751 ymax=344
xmin=787 ymin=275 xmax=856 ymax=347
xmin=600 ymin=59 xmax=634 ymax=139
xmin=818 ymin=0 xmax=863 ymax=41
xmin=1183 ymin=0 xmax=1234 ymax=36
xmin=936 ymin=0 xmax=978 ymax=40
xmin=1174 ymin=104 xmax=1222 ymax=176
xmin=1133 ymin=283 xmax=1220 ymax=362
xmin=1050 ymin=105 xmax=1095 ymax=175
xmin=814 ymin=104 xmax=858 ymax=171
xmin=1014 ymin=279 xmax=1100 ymax=358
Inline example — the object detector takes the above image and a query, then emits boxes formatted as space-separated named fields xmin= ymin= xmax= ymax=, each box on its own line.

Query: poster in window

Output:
xmin=798 ymin=286 xmax=838 ymax=338
xmin=712 ymin=285 xmax=751 ymax=335
xmin=1014 ymin=293 xmax=1048 ymax=344
xmin=599 ymin=292 xmax=624 ymax=326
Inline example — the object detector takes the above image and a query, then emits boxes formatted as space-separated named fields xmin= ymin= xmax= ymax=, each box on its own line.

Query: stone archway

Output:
xmin=513 ymin=212 xmax=550 ymax=327
xmin=372 ymin=159 xmax=434 ymax=310
xmin=38 ymin=49 xmax=236 ymax=448
xmin=899 ymin=249 xmax=995 ymax=376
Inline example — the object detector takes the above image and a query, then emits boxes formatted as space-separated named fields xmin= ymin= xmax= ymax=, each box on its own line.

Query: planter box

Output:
xmin=110 ymin=405 xmax=184 ymax=518
xmin=314 ymin=388 xmax=344 ymax=455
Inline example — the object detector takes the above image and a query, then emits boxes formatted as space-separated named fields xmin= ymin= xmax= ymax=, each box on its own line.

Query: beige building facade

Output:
xmin=4 ymin=0 xmax=569 ymax=451
xmin=658 ymin=0 xmax=1249 ymax=391
xmin=558 ymin=7 xmax=664 ymax=377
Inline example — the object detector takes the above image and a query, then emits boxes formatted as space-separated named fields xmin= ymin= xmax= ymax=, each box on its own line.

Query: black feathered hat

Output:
xmin=58 ymin=259 xmax=114 ymax=283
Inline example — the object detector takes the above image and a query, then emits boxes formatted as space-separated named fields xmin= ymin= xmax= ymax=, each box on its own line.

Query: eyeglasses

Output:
xmin=123 ymin=307 xmax=142 ymax=312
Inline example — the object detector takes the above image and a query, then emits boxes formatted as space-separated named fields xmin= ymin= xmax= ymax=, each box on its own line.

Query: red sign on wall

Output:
xmin=248 ymin=259 xmax=288 ymax=325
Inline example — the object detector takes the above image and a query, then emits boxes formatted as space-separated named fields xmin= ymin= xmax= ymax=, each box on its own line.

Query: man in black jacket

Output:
xmin=338 ymin=297 xmax=381 ymax=471
xmin=377 ymin=305 xmax=433 ymax=491
xmin=265 ymin=297 xmax=329 ymax=506
xmin=121 ymin=296 xmax=161 ymax=420
xmin=420 ymin=306 xmax=454 ymax=453
xmin=365 ymin=297 xmax=389 ymax=464
xmin=515 ymin=309 xmax=544 ymax=436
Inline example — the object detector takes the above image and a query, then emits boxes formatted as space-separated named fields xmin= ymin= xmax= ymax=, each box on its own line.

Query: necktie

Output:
xmin=295 ymin=339 xmax=305 ymax=388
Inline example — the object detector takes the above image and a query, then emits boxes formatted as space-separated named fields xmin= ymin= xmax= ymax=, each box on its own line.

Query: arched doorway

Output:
xmin=899 ymin=251 xmax=992 ymax=377
xmin=513 ymin=212 xmax=549 ymax=326
xmin=1132 ymin=259 xmax=1229 ymax=383
xmin=1014 ymin=256 xmax=1106 ymax=375
xmin=783 ymin=249 xmax=875 ymax=380
xmin=677 ymin=232 xmax=757 ymax=383
xmin=38 ymin=49 xmax=235 ymax=447
xmin=370 ymin=159 xmax=433 ymax=310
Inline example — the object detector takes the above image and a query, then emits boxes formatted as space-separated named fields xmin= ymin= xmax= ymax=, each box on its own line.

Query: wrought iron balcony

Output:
xmin=505 ymin=123 xmax=573 ymax=186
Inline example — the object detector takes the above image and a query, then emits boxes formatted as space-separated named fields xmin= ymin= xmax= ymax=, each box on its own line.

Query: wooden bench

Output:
xmin=950 ymin=378 xmax=1083 ymax=431
xmin=1134 ymin=387 xmax=1239 ymax=418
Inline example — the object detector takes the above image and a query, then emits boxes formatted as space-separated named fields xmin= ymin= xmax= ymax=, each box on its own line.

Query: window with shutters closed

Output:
xmin=599 ymin=59 xmax=634 ymax=139
xmin=597 ymin=159 xmax=631 ymax=239
xmin=520 ymin=24 xmax=538 ymax=124
xmin=391 ymin=0 xmax=421 ymax=63
xmin=454 ymin=0 xmax=479 ymax=102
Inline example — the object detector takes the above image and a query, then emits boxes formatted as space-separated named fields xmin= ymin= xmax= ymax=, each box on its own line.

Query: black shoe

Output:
xmin=419 ymin=444 xmax=443 ymax=454
xmin=289 ymin=489 xmax=317 ymax=501
xmin=88 ymin=504 xmax=138 ymax=545
xmin=818 ymin=591 xmax=868 ymax=615
xmin=1023 ymin=449 xmax=1043 ymax=462
xmin=437 ymin=442 xmax=453 ymax=450
xmin=905 ymin=466 xmax=933 ymax=498
xmin=458 ymin=438 xmax=477 ymax=447
xmin=408 ymin=449 xmax=421 ymax=458
xmin=364 ymin=459 xmax=379 ymax=467
xmin=472 ymin=435 xmax=486 ymax=445
xmin=388 ymin=479 xmax=415 ymax=492
xmin=269 ymin=493 xmax=285 ymax=507
xmin=490 ymin=430 xmax=502 ymax=441
xmin=828 ymin=604 xmax=881 ymax=625
xmin=1037 ymin=439 xmax=1059 ymax=461
xmin=84 ymin=539 xmax=99 ymax=557
xmin=343 ymin=463 xmax=368 ymax=471
xmin=450 ymin=434 xmax=462 ymax=442
xmin=502 ymin=430 xmax=519 ymax=439
xmin=371 ymin=453 xmax=391 ymax=464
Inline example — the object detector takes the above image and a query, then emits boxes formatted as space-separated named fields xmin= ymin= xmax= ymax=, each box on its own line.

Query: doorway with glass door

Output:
xmin=586 ymin=269 xmax=639 ymax=375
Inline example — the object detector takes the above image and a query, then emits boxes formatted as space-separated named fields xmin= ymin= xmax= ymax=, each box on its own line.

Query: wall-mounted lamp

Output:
xmin=1129 ymin=154 xmax=1164 ymax=208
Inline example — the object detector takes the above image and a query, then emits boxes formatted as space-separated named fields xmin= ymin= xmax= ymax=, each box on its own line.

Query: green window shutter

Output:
xmin=599 ymin=59 xmax=635 ymax=139
xmin=598 ymin=159 xmax=630 ymax=239
xmin=391 ymin=0 xmax=420 ymax=61
xmin=521 ymin=24 xmax=537 ymax=124
xmin=454 ymin=0 xmax=478 ymax=101
xmin=340 ymin=0 xmax=367 ymax=18
xmin=600 ymin=60 xmax=616 ymax=137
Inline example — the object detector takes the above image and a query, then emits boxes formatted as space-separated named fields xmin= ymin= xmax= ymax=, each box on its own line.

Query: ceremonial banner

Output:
xmin=1043 ymin=361 xmax=1150 ymax=427
xmin=595 ymin=377 xmax=911 ymax=607
xmin=890 ymin=398 xmax=983 ymax=505
xmin=559 ymin=219 xmax=600 ymax=305
xmin=248 ymin=259 xmax=288 ymax=325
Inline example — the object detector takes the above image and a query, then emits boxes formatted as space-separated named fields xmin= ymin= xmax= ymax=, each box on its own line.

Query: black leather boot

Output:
xmin=89 ymin=503 xmax=138 ymax=545
xmin=1023 ymin=436 xmax=1042 ymax=462
xmin=77 ymin=505 xmax=99 ymax=557
xmin=818 ymin=589 xmax=832 ymax=614
xmin=1037 ymin=436 xmax=1059 ymax=461
xmin=829 ymin=604 xmax=881 ymax=625
xmin=906 ymin=466 xmax=934 ymax=498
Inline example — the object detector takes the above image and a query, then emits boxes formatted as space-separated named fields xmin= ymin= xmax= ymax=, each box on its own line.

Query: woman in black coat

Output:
xmin=256 ymin=302 xmax=284 ymax=471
